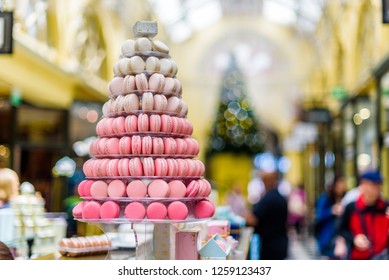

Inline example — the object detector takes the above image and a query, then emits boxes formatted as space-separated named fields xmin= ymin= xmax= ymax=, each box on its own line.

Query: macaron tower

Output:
xmin=74 ymin=21 xmax=215 ymax=223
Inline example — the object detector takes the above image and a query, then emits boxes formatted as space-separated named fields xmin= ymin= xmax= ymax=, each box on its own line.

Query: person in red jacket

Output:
xmin=334 ymin=170 xmax=389 ymax=260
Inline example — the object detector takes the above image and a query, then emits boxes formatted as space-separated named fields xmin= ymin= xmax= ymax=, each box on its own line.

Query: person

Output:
xmin=226 ymin=182 xmax=248 ymax=217
xmin=0 ymin=168 xmax=20 ymax=209
xmin=287 ymin=184 xmax=307 ymax=238
xmin=314 ymin=176 xmax=347 ymax=259
xmin=246 ymin=170 xmax=288 ymax=260
xmin=334 ymin=170 xmax=389 ymax=260
xmin=0 ymin=241 xmax=14 ymax=260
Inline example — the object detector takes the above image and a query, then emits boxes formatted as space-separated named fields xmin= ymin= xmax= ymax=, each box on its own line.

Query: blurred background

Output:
xmin=0 ymin=0 xmax=388 ymax=259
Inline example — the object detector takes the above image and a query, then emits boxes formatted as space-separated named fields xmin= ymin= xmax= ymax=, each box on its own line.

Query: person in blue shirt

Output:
xmin=314 ymin=176 xmax=347 ymax=259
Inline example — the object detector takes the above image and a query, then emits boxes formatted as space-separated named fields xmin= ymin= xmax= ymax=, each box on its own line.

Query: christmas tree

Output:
xmin=206 ymin=54 xmax=263 ymax=156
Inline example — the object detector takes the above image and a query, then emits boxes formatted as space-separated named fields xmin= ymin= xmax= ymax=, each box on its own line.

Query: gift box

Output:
xmin=207 ymin=220 xmax=230 ymax=239
xmin=175 ymin=230 xmax=199 ymax=260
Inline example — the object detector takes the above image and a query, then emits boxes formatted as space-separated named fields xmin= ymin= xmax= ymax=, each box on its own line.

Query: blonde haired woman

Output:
xmin=0 ymin=168 xmax=19 ymax=209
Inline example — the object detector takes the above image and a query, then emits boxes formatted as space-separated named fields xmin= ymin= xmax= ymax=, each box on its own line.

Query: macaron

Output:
xmin=100 ymin=201 xmax=120 ymax=219
xmin=141 ymin=91 xmax=154 ymax=111
xmin=159 ymin=58 xmax=172 ymax=77
xmin=147 ymin=179 xmax=170 ymax=198
xmin=171 ymin=117 xmax=182 ymax=134
xmin=131 ymin=135 xmax=142 ymax=154
xmin=77 ymin=180 xmax=87 ymax=197
xmin=82 ymin=201 xmax=101 ymax=220
xmin=125 ymin=115 xmax=138 ymax=133
xmin=106 ymin=137 xmax=120 ymax=155
xmin=108 ymin=77 xmax=124 ymax=97
xmin=113 ymin=116 xmax=126 ymax=136
xmin=167 ymin=201 xmax=188 ymax=220
xmin=121 ymin=39 xmax=136 ymax=56
xmin=107 ymin=179 xmax=126 ymax=198
xmin=72 ymin=201 xmax=85 ymax=219
xmin=142 ymin=136 xmax=153 ymax=155
xmin=135 ymin=73 xmax=148 ymax=92
xmin=124 ymin=202 xmax=146 ymax=220
xmin=161 ymin=115 xmax=173 ymax=133
xmin=168 ymin=180 xmax=186 ymax=198
xmin=175 ymin=138 xmax=188 ymax=155
xmin=129 ymin=56 xmax=145 ymax=75
xmin=90 ymin=180 xmax=108 ymax=198
xmin=186 ymin=180 xmax=199 ymax=197
xmin=152 ymin=137 xmax=164 ymax=154
xmin=113 ymin=61 xmax=122 ymax=77
xmin=201 ymin=179 xmax=212 ymax=197
xmin=166 ymin=158 xmax=178 ymax=176
xmin=164 ymin=137 xmax=176 ymax=154
xmin=119 ymin=57 xmax=131 ymax=76
xmin=96 ymin=159 xmax=110 ymax=177
xmin=83 ymin=180 xmax=94 ymax=197
xmin=102 ymin=99 xmax=113 ymax=117
xmin=149 ymin=114 xmax=162 ymax=132
xmin=138 ymin=113 xmax=149 ymax=132
xmin=148 ymin=73 xmax=165 ymax=93
xmin=183 ymin=119 xmax=194 ymax=135
xmin=119 ymin=136 xmax=132 ymax=155
xmin=177 ymin=159 xmax=189 ymax=176
xmin=153 ymin=94 xmax=168 ymax=111
xmin=126 ymin=180 xmax=147 ymax=199
xmin=174 ymin=79 xmax=182 ymax=96
xmin=114 ymin=95 xmax=125 ymax=114
xmin=194 ymin=200 xmax=215 ymax=219
xmin=152 ymin=40 xmax=169 ymax=54
xmin=103 ymin=118 xmax=115 ymax=136
xmin=154 ymin=158 xmax=168 ymax=176
xmin=107 ymin=159 xmax=120 ymax=177
xmin=146 ymin=202 xmax=167 ymax=220
xmin=170 ymin=59 xmax=178 ymax=77
xmin=129 ymin=157 xmax=143 ymax=176
xmin=95 ymin=118 xmax=107 ymax=136
xmin=118 ymin=158 xmax=131 ymax=177
xmin=123 ymin=93 xmax=140 ymax=113
xmin=123 ymin=75 xmax=136 ymax=93
xmin=145 ymin=56 xmax=160 ymax=75
xmin=167 ymin=96 xmax=183 ymax=114
xmin=143 ymin=157 xmax=155 ymax=176
xmin=163 ymin=77 xmax=176 ymax=94
xmin=97 ymin=138 xmax=108 ymax=155
xmin=179 ymin=101 xmax=188 ymax=116
xmin=135 ymin=37 xmax=152 ymax=53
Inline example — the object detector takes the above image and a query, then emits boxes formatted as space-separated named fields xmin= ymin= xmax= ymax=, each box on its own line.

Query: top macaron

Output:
xmin=121 ymin=38 xmax=170 ymax=58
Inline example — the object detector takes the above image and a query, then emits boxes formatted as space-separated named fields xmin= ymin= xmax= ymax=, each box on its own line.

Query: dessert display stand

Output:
xmin=71 ymin=21 xmax=215 ymax=260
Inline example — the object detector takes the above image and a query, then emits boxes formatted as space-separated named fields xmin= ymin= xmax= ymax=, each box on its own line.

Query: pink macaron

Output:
xmin=171 ymin=117 xmax=182 ymax=134
xmin=90 ymin=180 xmax=108 ymax=198
xmin=124 ymin=202 xmax=146 ymax=220
xmin=137 ymin=113 xmax=149 ymax=132
xmin=175 ymin=138 xmax=188 ymax=155
xmin=141 ymin=92 xmax=154 ymax=111
xmin=77 ymin=180 xmax=87 ymax=197
xmin=107 ymin=159 xmax=120 ymax=177
xmin=167 ymin=201 xmax=188 ymax=220
xmin=96 ymin=159 xmax=110 ymax=177
xmin=194 ymin=200 xmax=215 ymax=219
xmin=103 ymin=118 xmax=115 ymax=136
xmin=160 ymin=115 xmax=173 ymax=133
xmin=83 ymin=180 xmax=94 ymax=197
xmin=168 ymin=180 xmax=186 ymax=198
xmin=125 ymin=115 xmax=138 ymax=133
xmin=142 ymin=136 xmax=153 ymax=154
xmin=186 ymin=180 xmax=199 ymax=197
xmin=142 ymin=157 xmax=155 ymax=176
xmin=106 ymin=137 xmax=120 ymax=155
xmin=97 ymin=138 xmax=108 ymax=155
xmin=131 ymin=135 xmax=142 ymax=154
xmin=107 ymin=179 xmax=126 ymax=198
xmin=149 ymin=114 xmax=162 ymax=132
xmin=119 ymin=136 xmax=132 ymax=155
xmin=113 ymin=116 xmax=126 ymax=136
xmin=126 ymin=180 xmax=147 ymax=198
xmin=146 ymin=202 xmax=167 ymax=220
xmin=118 ymin=158 xmax=131 ymax=177
xmin=166 ymin=158 xmax=178 ymax=176
xmin=152 ymin=137 xmax=164 ymax=154
xmin=154 ymin=158 xmax=168 ymax=176
xmin=147 ymin=179 xmax=170 ymax=198
xmin=82 ymin=201 xmax=101 ymax=220
xmin=129 ymin=157 xmax=143 ymax=176
xmin=177 ymin=159 xmax=189 ymax=176
xmin=72 ymin=201 xmax=85 ymax=219
xmin=95 ymin=118 xmax=107 ymax=136
xmin=100 ymin=201 xmax=120 ymax=219
xmin=163 ymin=137 xmax=176 ymax=154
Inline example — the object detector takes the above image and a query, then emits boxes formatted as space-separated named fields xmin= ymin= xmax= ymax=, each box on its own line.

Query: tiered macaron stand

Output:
xmin=71 ymin=21 xmax=215 ymax=260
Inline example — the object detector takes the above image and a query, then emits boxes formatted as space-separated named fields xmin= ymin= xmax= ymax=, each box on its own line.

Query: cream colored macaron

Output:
xmin=113 ymin=61 xmax=122 ymax=77
xmin=159 ymin=58 xmax=173 ymax=77
xmin=135 ymin=37 xmax=153 ymax=53
xmin=145 ymin=56 xmax=160 ymax=75
xmin=123 ymin=94 xmax=140 ymax=113
xmin=135 ymin=73 xmax=148 ymax=92
xmin=121 ymin=39 xmax=136 ymax=56
xmin=148 ymin=73 xmax=165 ymax=93
xmin=123 ymin=75 xmax=136 ymax=93
xmin=130 ymin=56 xmax=145 ymax=75
xmin=119 ymin=58 xmax=131 ymax=76
xmin=170 ymin=60 xmax=178 ymax=77
xmin=152 ymin=40 xmax=169 ymax=54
